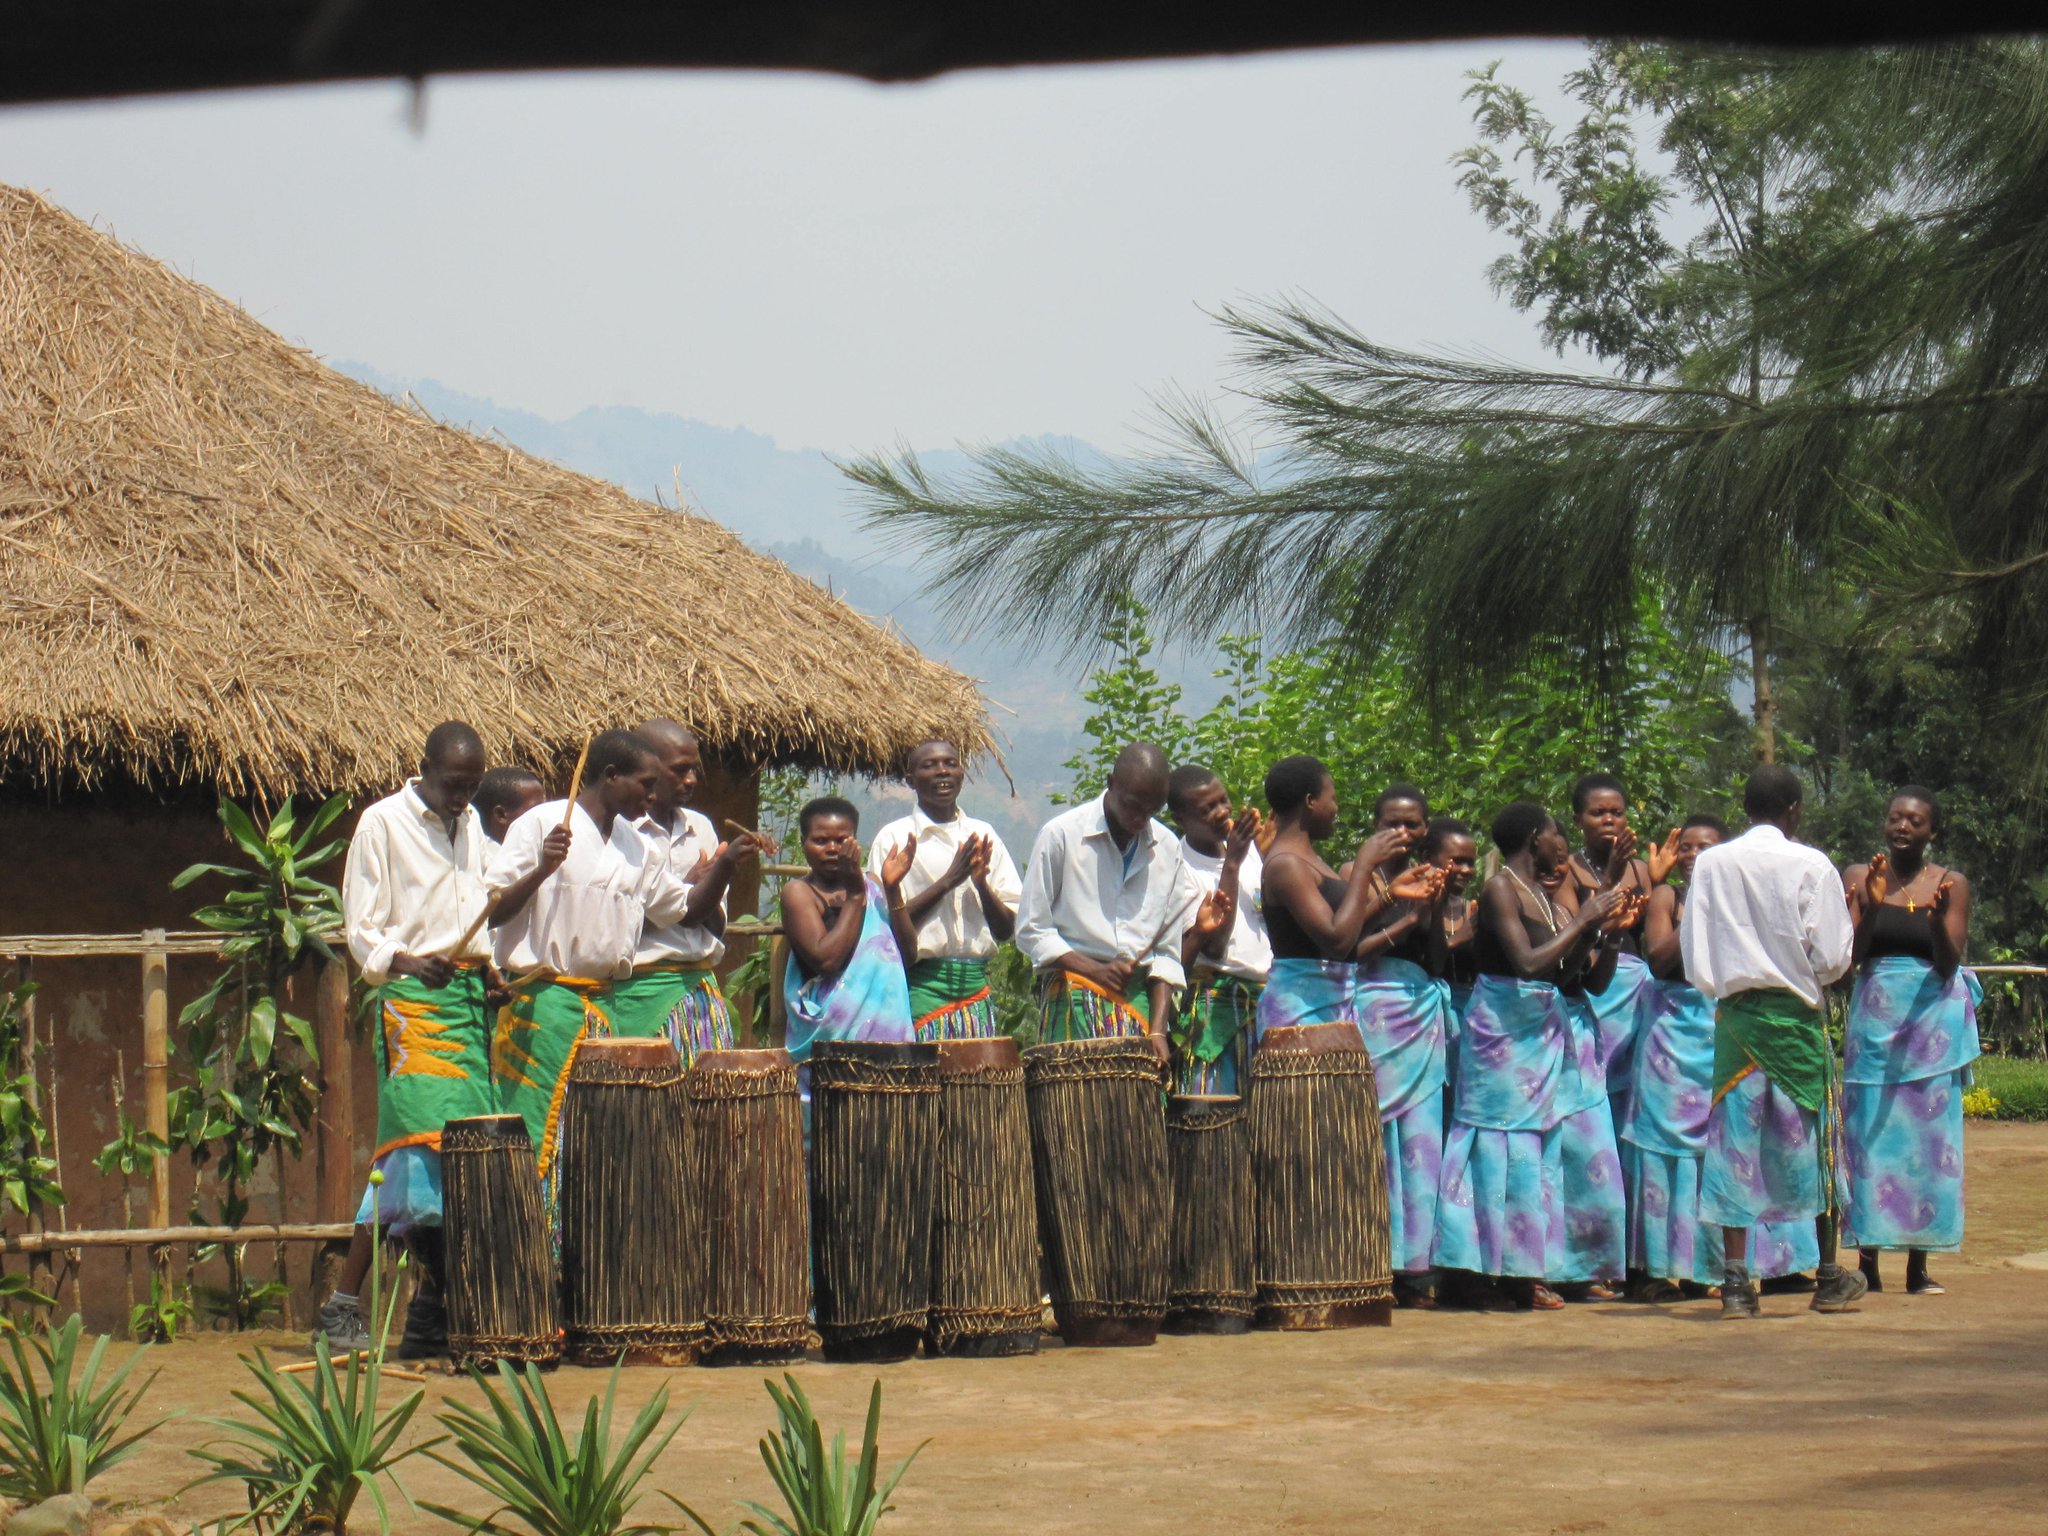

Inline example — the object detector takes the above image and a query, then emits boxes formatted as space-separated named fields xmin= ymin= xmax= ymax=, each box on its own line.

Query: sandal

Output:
xmin=1529 ymin=1284 xmax=1566 ymax=1311
xmin=1581 ymin=1282 xmax=1622 ymax=1302
xmin=1634 ymin=1278 xmax=1684 ymax=1304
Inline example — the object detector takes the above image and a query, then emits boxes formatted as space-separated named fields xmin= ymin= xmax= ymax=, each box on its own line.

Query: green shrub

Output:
xmin=739 ymin=1376 xmax=924 ymax=1536
xmin=1973 ymin=1055 xmax=2048 ymax=1121
xmin=0 ymin=1315 xmax=162 ymax=1500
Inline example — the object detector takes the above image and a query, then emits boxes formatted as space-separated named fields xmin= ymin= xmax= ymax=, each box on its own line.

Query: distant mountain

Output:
xmin=338 ymin=364 xmax=1227 ymax=847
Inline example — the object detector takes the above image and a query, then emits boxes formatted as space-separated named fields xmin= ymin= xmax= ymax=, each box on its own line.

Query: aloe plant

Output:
xmin=184 ymin=1227 xmax=435 ymax=1532
xmin=0 ymin=1314 xmax=163 ymax=1501
xmin=738 ymin=1377 xmax=924 ymax=1536
xmin=423 ymin=1360 xmax=710 ymax=1536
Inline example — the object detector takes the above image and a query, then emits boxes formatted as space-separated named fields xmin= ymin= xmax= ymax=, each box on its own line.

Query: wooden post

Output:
xmin=314 ymin=954 xmax=355 ymax=1222
xmin=141 ymin=933 xmax=171 ymax=1229
xmin=18 ymin=957 xmax=53 ymax=1292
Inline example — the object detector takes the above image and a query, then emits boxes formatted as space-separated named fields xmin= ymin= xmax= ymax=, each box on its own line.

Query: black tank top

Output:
xmin=1364 ymin=876 xmax=1435 ymax=968
xmin=1572 ymin=855 xmax=1644 ymax=956
xmin=1268 ymin=871 xmax=1350 ymax=960
xmin=1472 ymin=882 xmax=1560 ymax=982
xmin=1865 ymin=900 xmax=1937 ymax=962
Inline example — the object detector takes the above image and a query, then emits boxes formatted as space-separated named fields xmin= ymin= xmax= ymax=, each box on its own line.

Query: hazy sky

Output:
xmin=0 ymin=42 xmax=1586 ymax=455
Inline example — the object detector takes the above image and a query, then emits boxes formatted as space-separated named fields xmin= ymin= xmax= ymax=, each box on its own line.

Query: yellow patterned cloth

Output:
xmin=371 ymin=967 xmax=494 ymax=1161
xmin=491 ymin=974 xmax=611 ymax=1183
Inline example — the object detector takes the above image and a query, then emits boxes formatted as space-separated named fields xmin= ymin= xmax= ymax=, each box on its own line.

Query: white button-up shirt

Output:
xmin=1015 ymin=796 xmax=1201 ymax=988
xmin=1680 ymin=822 xmax=1854 ymax=1010
xmin=1179 ymin=838 xmax=1272 ymax=984
xmin=486 ymin=799 xmax=692 ymax=980
xmin=632 ymin=807 xmax=726 ymax=967
xmin=342 ymin=782 xmax=491 ymax=985
xmin=863 ymin=807 xmax=1024 ymax=962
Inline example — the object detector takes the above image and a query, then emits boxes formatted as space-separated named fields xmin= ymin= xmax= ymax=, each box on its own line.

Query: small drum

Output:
xmin=930 ymin=1038 xmax=1040 ymax=1358
xmin=1248 ymin=1022 xmax=1394 ymax=1328
xmin=1022 ymin=1037 xmax=1170 ymax=1347
xmin=1164 ymin=1094 xmax=1255 ymax=1334
xmin=686 ymin=1047 xmax=811 ymax=1365
xmin=441 ymin=1114 xmax=560 ymax=1369
xmin=556 ymin=1037 xmax=702 ymax=1365
xmin=810 ymin=1041 xmax=942 ymax=1364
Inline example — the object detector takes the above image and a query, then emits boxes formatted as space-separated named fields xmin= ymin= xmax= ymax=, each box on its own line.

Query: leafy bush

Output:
xmin=739 ymin=1376 xmax=924 ymax=1536
xmin=1972 ymin=1056 xmax=2048 ymax=1122
xmin=0 ymin=1315 xmax=162 ymax=1501
xmin=185 ymin=1242 xmax=435 ymax=1534
xmin=425 ymin=1359 xmax=708 ymax=1536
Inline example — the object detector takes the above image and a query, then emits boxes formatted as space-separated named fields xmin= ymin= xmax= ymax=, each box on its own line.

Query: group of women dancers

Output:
xmin=1238 ymin=758 xmax=1979 ymax=1310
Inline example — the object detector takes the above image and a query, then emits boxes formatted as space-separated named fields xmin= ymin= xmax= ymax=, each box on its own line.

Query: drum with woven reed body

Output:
xmin=1164 ymin=1093 xmax=1255 ymax=1334
xmin=441 ymin=1113 xmax=560 ymax=1369
xmin=1248 ymin=1022 xmax=1394 ymax=1328
xmin=556 ymin=1036 xmax=702 ymax=1365
xmin=809 ymin=1040 xmax=942 ymax=1363
xmin=686 ymin=1046 xmax=811 ymax=1365
xmin=929 ymin=1037 xmax=1041 ymax=1357
xmin=1022 ymin=1036 xmax=1170 ymax=1346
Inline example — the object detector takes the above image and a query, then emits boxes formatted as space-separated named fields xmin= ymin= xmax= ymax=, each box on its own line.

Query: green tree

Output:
xmin=846 ymin=40 xmax=2048 ymax=778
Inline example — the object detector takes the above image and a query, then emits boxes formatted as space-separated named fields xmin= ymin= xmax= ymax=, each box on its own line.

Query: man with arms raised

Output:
xmin=1165 ymin=764 xmax=1266 ymax=1094
xmin=320 ymin=721 xmax=493 ymax=1358
xmin=1016 ymin=742 xmax=1200 ymax=1044
xmin=610 ymin=718 xmax=771 ymax=1065
xmin=865 ymin=738 xmax=1023 ymax=1039
xmin=1682 ymin=764 xmax=1863 ymax=1319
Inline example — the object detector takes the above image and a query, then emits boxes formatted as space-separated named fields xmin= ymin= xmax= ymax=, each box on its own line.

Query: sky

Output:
xmin=0 ymin=41 xmax=1587 ymax=456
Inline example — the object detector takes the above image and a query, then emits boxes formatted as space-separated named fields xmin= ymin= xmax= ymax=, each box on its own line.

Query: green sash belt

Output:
xmin=1712 ymin=987 xmax=1833 ymax=1113
xmin=909 ymin=957 xmax=990 ymax=1020
xmin=1182 ymin=973 xmax=1263 ymax=1064
xmin=606 ymin=964 xmax=719 ymax=1038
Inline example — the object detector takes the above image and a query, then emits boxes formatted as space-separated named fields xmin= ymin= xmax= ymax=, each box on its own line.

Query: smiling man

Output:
xmin=865 ymin=738 xmax=1023 ymax=1040
xmin=1015 ymin=741 xmax=1201 ymax=1043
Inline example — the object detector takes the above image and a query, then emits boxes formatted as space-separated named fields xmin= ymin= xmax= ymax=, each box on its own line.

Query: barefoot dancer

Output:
xmin=324 ymin=722 xmax=493 ymax=1357
xmin=782 ymin=797 xmax=917 ymax=1072
xmin=610 ymin=719 xmax=771 ymax=1066
xmin=1351 ymin=786 xmax=1454 ymax=1302
xmin=1166 ymin=765 xmax=1268 ymax=1095
xmin=865 ymin=739 xmax=1023 ymax=1040
xmin=1683 ymin=765 xmax=1864 ymax=1320
xmin=1016 ymin=743 xmax=1200 ymax=1045
xmin=1841 ymin=787 xmax=1980 ymax=1296
xmin=1433 ymin=803 xmax=1622 ymax=1310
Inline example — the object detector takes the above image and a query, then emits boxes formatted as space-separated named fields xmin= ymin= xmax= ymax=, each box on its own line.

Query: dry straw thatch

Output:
xmin=0 ymin=185 xmax=990 ymax=799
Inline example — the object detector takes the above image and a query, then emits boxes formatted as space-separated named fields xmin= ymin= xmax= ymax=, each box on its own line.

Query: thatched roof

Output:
xmin=0 ymin=183 xmax=988 ymax=799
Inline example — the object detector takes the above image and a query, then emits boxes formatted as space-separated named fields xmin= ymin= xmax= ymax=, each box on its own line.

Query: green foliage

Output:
xmin=1971 ymin=1056 xmax=2048 ymax=1122
xmin=424 ymin=1360 xmax=709 ymax=1536
xmin=738 ymin=1376 xmax=924 ymax=1536
xmin=0 ymin=1315 xmax=163 ymax=1501
xmin=168 ymin=792 xmax=349 ymax=1327
xmin=1062 ymin=600 xmax=1747 ymax=848
xmin=0 ymin=981 xmax=64 ymax=1223
xmin=985 ymin=944 xmax=1039 ymax=1047
xmin=186 ymin=1236 xmax=433 ymax=1534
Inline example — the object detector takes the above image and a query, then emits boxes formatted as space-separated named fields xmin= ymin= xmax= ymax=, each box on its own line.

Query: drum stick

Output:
xmin=278 ymin=1357 xmax=428 ymax=1381
xmin=560 ymin=739 xmax=592 ymax=828
xmin=446 ymin=889 xmax=500 ymax=960
xmin=723 ymin=817 xmax=763 ymax=841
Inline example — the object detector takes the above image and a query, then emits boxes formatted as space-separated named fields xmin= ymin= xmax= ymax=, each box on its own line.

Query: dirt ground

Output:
xmin=83 ymin=1122 xmax=2048 ymax=1536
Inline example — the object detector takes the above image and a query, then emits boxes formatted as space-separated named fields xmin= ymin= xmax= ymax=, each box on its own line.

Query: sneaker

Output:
xmin=1720 ymin=1280 xmax=1761 ymax=1320
xmin=315 ymin=1296 xmax=373 ymax=1354
xmin=397 ymin=1283 xmax=449 ymax=1360
xmin=1810 ymin=1265 xmax=1869 ymax=1314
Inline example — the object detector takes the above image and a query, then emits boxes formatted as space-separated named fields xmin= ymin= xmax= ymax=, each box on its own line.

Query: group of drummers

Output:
xmin=319 ymin=717 xmax=1978 ymax=1358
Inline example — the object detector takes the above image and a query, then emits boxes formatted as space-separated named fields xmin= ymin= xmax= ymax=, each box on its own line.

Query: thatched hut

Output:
xmin=0 ymin=182 xmax=987 ymax=1325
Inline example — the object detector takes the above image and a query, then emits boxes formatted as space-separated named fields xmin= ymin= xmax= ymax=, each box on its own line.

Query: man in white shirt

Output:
xmin=1165 ymin=764 xmax=1266 ymax=1094
xmin=611 ymin=719 xmax=771 ymax=1065
xmin=1681 ymin=763 xmax=1863 ymax=1319
xmin=1015 ymin=742 xmax=1201 ymax=1043
xmin=486 ymin=729 xmax=694 ymax=1186
xmin=320 ymin=721 xmax=491 ymax=1357
xmin=865 ymin=738 xmax=1024 ymax=1038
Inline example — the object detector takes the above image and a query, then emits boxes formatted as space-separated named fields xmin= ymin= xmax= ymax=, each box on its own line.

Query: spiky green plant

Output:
xmin=423 ymin=1360 xmax=710 ymax=1536
xmin=738 ymin=1376 xmax=924 ymax=1536
xmin=184 ymin=1211 xmax=436 ymax=1533
xmin=0 ymin=1314 xmax=163 ymax=1501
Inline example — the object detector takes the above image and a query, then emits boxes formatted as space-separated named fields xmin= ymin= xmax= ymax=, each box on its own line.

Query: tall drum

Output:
xmin=1022 ymin=1037 xmax=1170 ymax=1347
xmin=441 ymin=1114 xmax=560 ymax=1370
xmin=810 ymin=1041 xmax=942 ymax=1364
xmin=930 ymin=1038 xmax=1041 ymax=1358
xmin=686 ymin=1047 xmax=811 ymax=1366
xmin=1164 ymin=1094 xmax=1255 ymax=1334
xmin=556 ymin=1037 xmax=702 ymax=1365
xmin=1249 ymin=1023 xmax=1394 ymax=1328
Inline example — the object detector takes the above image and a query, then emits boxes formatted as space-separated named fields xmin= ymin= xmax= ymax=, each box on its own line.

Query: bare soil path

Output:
xmin=85 ymin=1122 xmax=2048 ymax=1535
